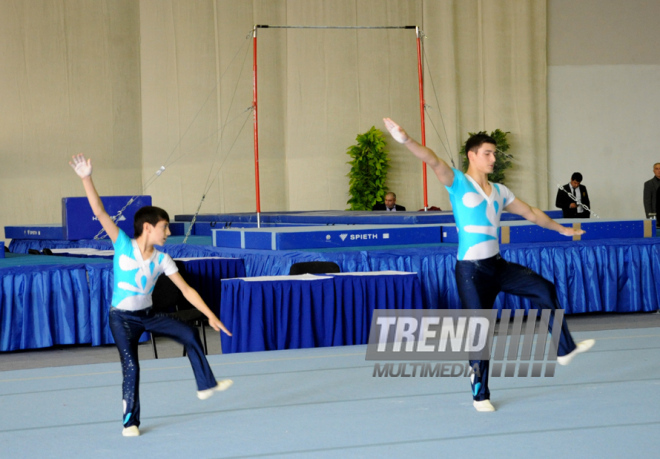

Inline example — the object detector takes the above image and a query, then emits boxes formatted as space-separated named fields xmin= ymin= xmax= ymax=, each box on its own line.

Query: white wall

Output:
xmin=547 ymin=0 xmax=660 ymax=219
xmin=0 ymin=1 xmax=142 ymax=238
xmin=548 ymin=65 xmax=660 ymax=219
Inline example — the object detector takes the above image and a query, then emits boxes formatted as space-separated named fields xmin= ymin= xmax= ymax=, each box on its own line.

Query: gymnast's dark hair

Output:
xmin=464 ymin=133 xmax=497 ymax=161
xmin=133 ymin=206 xmax=170 ymax=238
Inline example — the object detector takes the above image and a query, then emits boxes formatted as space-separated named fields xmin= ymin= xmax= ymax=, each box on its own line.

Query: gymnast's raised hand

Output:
xmin=68 ymin=153 xmax=119 ymax=242
xmin=383 ymin=117 xmax=410 ymax=144
xmin=69 ymin=153 xmax=93 ymax=178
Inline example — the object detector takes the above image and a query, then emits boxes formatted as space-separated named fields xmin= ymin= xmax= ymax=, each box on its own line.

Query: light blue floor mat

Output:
xmin=1 ymin=328 xmax=659 ymax=458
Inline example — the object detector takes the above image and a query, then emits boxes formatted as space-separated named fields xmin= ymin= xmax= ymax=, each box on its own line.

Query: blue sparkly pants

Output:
xmin=455 ymin=254 xmax=577 ymax=402
xmin=109 ymin=307 xmax=217 ymax=428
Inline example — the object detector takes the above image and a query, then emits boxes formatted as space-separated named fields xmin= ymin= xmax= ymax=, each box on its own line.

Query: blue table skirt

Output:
xmin=0 ymin=256 xmax=245 ymax=351
xmin=159 ymin=239 xmax=660 ymax=315
xmin=8 ymin=237 xmax=660 ymax=315
xmin=220 ymin=273 xmax=424 ymax=353
xmin=0 ymin=264 xmax=91 ymax=351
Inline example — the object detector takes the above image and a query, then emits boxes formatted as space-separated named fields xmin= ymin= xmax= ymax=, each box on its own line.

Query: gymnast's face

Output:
xmin=147 ymin=219 xmax=171 ymax=245
xmin=469 ymin=143 xmax=496 ymax=175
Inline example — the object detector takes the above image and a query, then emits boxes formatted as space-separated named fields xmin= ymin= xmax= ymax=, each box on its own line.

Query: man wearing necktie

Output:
xmin=556 ymin=172 xmax=591 ymax=218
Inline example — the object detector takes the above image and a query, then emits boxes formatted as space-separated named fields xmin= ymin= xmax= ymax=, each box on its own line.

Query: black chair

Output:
xmin=150 ymin=262 xmax=208 ymax=359
xmin=42 ymin=248 xmax=54 ymax=255
xmin=289 ymin=261 xmax=341 ymax=275
xmin=27 ymin=249 xmax=41 ymax=255
xmin=4 ymin=245 xmax=9 ymax=253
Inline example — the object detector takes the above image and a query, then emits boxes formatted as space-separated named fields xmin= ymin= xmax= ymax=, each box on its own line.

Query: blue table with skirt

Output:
xmin=0 ymin=254 xmax=245 ymax=351
xmin=220 ymin=271 xmax=424 ymax=353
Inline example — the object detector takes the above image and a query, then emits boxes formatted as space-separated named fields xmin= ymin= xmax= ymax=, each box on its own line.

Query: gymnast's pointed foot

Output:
xmin=557 ymin=339 xmax=595 ymax=366
xmin=197 ymin=379 xmax=233 ymax=400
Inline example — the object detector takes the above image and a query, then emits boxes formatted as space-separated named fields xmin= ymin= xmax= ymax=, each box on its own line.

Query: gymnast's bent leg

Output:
xmin=143 ymin=311 xmax=217 ymax=391
xmin=495 ymin=256 xmax=577 ymax=357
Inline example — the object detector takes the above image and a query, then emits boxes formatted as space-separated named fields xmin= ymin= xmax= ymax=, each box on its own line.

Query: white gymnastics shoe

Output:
xmin=122 ymin=426 xmax=140 ymax=437
xmin=197 ymin=379 xmax=233 ymax=400
xmin=557 ymin=339 xmax=595 ymax=366
xmin=473 ymin=400 xmax=496 ymax=412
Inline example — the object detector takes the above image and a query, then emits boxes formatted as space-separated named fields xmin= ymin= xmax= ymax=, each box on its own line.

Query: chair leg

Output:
xmin=151 ymin=333 xmax=159 ymax=359
xmin=182 ymin=321 xmax=208 ymax=357
xmin=201 ymin=322 xmax=208 ymax=355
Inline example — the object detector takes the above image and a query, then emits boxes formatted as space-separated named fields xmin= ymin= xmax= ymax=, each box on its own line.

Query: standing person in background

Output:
xmin=643 ymin=163 xmax=660 ymax=226
xmin=556 ymin=172 xmax=591 ymax=218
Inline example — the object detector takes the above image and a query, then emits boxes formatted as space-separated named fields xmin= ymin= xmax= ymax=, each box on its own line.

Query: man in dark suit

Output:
xmin=373 ymin=192 xmax=406 ymax=211
xmin=555 ymin=172 xmax=590 ymax=218
xmin=643 ymin=163 xmax=660 ymax=224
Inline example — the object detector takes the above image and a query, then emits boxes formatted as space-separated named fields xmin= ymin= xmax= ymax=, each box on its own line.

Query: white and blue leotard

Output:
xmin=445 ymin=168 xmax=516 ymax=261
xmin=111 ymin=229 xmax=178 ymax=311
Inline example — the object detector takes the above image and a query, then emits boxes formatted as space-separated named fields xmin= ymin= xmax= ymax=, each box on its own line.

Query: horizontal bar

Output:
xmin=255 ymin=25 xmax=417 ymax=30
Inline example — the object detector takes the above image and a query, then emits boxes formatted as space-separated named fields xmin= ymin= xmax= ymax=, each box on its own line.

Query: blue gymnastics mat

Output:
xmin=212 ymin=224 xmax=443 ymax=250
xmin=175 ymin=209 xmax=564 ymax=225
xmin=211 ymin=218 xmax=655 ymax=250
xmin=4 ymin=224 xmax=66 ymax=240
xmin=441 ymin=218 xmax=656 ymax=244
xmin=1 ymin=327 xmax=659 ymax=458
xmin=4 ymin=196 xmax=152 ymax=241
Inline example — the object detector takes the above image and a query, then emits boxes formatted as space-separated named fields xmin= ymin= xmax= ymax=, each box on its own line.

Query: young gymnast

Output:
xmin=70 ymin=153 xmax=233 ymax=436
xmin=383 ymin=118 xmax=594 ymax=412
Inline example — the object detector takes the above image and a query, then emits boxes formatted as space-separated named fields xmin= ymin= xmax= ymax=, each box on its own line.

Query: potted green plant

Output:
xmin=458 ymin=129 xmax=512 ymax=184
xmin=346 ymin=126 xmax=390 ymax=211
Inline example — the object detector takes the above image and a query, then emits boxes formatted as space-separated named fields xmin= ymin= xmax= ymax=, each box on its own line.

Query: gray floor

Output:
xmin=2 ymin=311 xmax=659 ymax=372
xmin=0 ymin=327 xmax=224 ymax=371
xmin=2 ymin=325 xmax=660 ymax=458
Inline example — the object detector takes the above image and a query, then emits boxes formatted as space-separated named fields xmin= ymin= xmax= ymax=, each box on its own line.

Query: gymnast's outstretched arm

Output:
xmin=505 ymin=198 xmax=585 ymax=237
xmin=383 ymin=117 xmax=455 ymax=187
xmin=69 ymin=153 xmax=119 ymax=243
